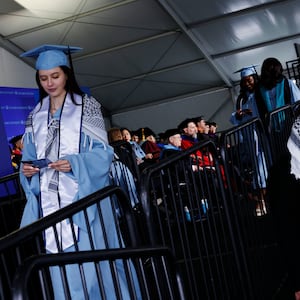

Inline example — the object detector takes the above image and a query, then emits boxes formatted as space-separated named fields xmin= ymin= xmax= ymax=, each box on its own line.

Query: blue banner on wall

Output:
xmin=0 ymin=107 xmax=13 ymax=177
xmin=0 ymin=107 xmax=15 ymax=198
xmin=0 ymin=87 xmax=38 ymax=143
xmin=0 ymin=87 xmax=37 ymax=180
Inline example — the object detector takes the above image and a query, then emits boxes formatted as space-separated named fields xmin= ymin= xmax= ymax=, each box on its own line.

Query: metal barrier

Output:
xmin=110 ymin=140 xmax=141 ymax=183
xmin=12 ymin=247 xmax=184 ymax=300
xmin=219 ymin=118 xmax=272 ymax=217
xmin=110 ymin=159 xmax=141 ymax=208
xmin=219 ymin=118 xmax=286 ymax=299
xmin=139 ymin=140 xmax=251 ymax=299
xmin=1 ymin=105 xmax=297 ymax=299
xmin=0 ymin=172 xmax=26 ymax=238
xmin=110 ymin=158 xmax=148 ymax=246
xmin=267 ymin=104 xmax=295 ymax=161
xmin=0 ymin=186 xmax=144 ymax=299
xmin=286 ymin=58 xmax=300 ymax=88
xmin=137 ymin=116 xmax=293 ymax=299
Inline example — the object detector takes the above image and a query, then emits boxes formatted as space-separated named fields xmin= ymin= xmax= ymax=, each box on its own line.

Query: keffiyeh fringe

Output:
xmin=288 ymin=116 xmax=300 ymax=179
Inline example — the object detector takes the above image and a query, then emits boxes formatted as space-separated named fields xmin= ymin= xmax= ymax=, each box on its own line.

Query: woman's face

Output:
xmin=38 ymin=67 xmax=67 ymax=98
xmin=242 ymin=75 xmax=255 ymax=92
xmin=122 ymin=129 xmax=131 ymax=142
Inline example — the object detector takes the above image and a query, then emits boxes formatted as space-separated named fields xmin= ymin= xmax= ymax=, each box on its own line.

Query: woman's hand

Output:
xmin=49 ymin=159 xmax=72 ymax=172
xmin=145 ymin=153 xmax=153 ymax=159
xmin=22 ymin=163 xmax=39 ymax=177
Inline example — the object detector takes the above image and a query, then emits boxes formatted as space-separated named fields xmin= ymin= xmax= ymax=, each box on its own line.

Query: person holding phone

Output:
xmin=19 ymin=44 xmax=140 ymax=299
xmin=230 ymin=65 xmax=260 ymax=126
xmin=229 ymin=65 xmax=268 ymax=216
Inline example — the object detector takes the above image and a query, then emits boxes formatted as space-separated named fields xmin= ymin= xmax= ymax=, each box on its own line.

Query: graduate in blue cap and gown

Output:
xmin=230 ymin=65 xmax=268 ymax=216
xmin=230 ymin=65 xmax=260 ymax=126
xmin=19 ymin=44 xmax=141 ymax=299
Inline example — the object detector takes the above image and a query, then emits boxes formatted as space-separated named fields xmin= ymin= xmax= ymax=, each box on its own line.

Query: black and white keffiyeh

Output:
xmin=287 ymin=116 xmax=300 ymax=179
xmin=46 ymin=118 xmax=59 ymax=195
xmin=82 ymin=94 xmax=108 ymax=144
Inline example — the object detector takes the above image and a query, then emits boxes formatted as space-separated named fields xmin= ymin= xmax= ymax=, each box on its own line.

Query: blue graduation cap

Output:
xmin=234 ymin=65 xmax=258 ymax=78
xmin=20 ymin=44 xmax=82 ymax=70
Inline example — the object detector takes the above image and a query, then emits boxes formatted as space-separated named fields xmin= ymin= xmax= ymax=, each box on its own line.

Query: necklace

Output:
xmin=50 ymin=104 xmax=59 ymax=114
xmin=50 ymin=99 xmax=63 ymax=114
xmin=50 ymin=92 xmax=66 ymax=114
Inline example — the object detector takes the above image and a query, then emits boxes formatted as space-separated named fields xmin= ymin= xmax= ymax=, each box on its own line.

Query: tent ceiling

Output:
xmin=0 ymin=0 xmax=299 ymax=115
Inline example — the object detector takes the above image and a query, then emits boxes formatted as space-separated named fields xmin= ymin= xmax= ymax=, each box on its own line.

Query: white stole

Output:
xmin=32 ymin=93 xmax=82 ymax=252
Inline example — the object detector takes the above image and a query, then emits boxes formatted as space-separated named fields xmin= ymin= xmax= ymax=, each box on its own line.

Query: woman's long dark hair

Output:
xmin=36 ymin=65 xmax=84 ymax=105
xmin=260 ymin=57 xmax=284 ymax=90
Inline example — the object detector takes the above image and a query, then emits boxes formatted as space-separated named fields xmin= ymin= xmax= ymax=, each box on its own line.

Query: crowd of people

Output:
xmin=106 ymin=57 xmax=300 ymax=177
xmin=105 ymin=57 xmax=300 ymax=299
xmin=106 ymin=117 xmax=219 ymax=172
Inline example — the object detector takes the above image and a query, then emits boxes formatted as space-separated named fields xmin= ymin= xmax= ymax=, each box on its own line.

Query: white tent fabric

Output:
xmin=0 ymin=0 xmax=299 ymax=132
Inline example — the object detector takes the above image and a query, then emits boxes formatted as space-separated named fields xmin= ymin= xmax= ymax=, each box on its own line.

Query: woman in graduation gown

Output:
xmin=19 ymin=44 xmax=140 ymax=299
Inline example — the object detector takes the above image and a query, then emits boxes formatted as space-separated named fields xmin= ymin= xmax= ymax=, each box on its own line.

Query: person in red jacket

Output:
xmin=178 ymin=118 xmax=214 ymax=169
xmin=137 ymin=127 xmax=161 ymax=166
